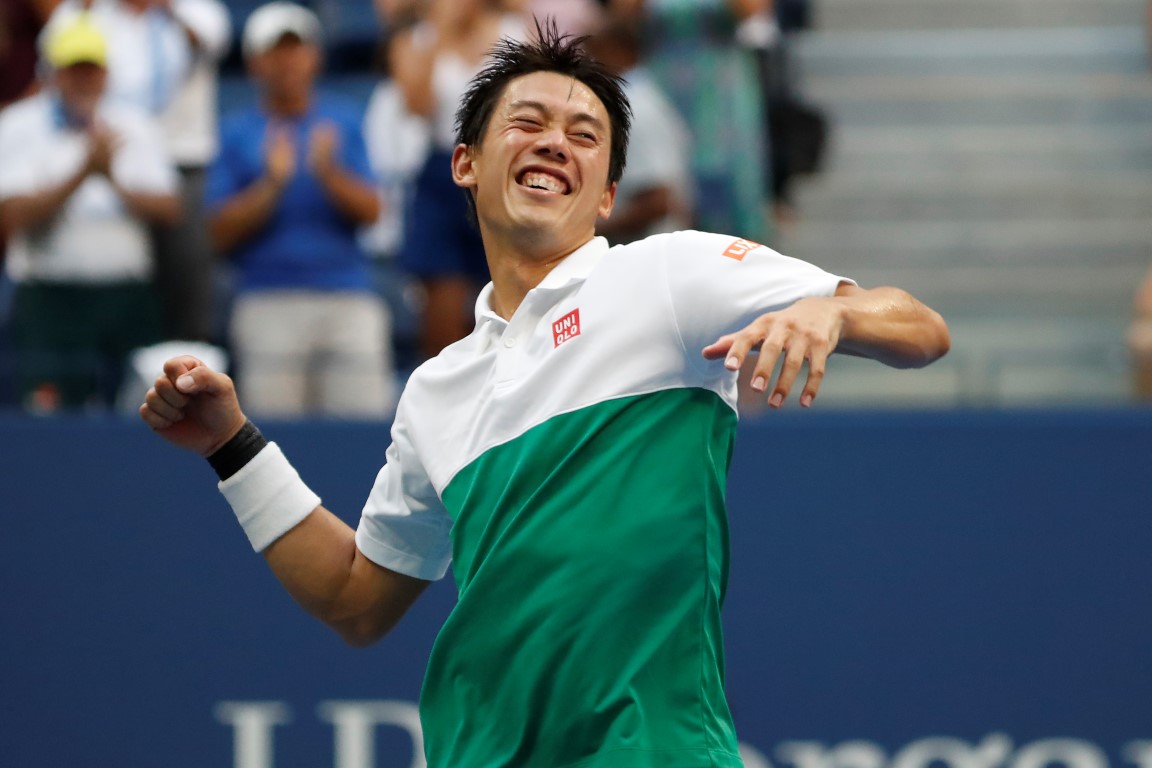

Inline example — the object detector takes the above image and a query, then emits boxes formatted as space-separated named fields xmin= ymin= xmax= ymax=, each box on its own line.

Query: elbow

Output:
xmin=330 ymin=614 xmax=389 ymax=648
xmin=923 ymin=309 xmax=952 ymax=366
xmin=898 ymin=309 xmax=951 ymax=369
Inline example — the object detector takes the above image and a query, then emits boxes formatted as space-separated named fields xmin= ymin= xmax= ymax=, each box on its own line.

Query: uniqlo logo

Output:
xmin=722 ymin=238 xmax=761 ymax=261
xmin=552 ymin=308 xmax=581 ymax=348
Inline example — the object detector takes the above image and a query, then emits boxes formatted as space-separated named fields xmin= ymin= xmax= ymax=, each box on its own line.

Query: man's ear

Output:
xmin=451 ymin=144 xmax=477 ymax=190
xmin=597 ymin=181 xmax=617 ymax=220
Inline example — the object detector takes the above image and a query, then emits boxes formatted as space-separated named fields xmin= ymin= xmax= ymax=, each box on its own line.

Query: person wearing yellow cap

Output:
xmin=0 ymin=14 xmax=181 ymax=411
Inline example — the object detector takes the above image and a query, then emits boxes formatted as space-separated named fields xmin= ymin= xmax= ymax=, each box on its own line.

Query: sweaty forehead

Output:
xmin=498 ymin=71 xmax=608 ymax=122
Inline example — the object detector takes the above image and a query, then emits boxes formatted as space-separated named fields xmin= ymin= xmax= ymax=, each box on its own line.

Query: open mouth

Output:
xmin=517 ymin=170 xmax=571 ymax=195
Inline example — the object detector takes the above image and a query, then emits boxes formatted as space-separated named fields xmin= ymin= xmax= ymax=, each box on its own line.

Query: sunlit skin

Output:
xmin=451 ymin=71 xmax=617 ymax=320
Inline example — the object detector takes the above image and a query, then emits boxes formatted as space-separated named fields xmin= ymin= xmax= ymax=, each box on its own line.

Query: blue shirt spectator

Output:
xmin=208 ymin=96 xmax=376 ymax=293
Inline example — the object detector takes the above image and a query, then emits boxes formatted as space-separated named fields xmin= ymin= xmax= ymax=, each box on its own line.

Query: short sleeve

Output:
xmin=0 ymin=110 xmax=40 ymax=199
xmin=656 ymin=230 xmax=854 ymax=355
xmin=355 ymin=408 xmax=453 ymax=581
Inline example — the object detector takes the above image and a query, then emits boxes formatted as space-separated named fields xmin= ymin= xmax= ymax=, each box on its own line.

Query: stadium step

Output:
xmin=774 ymin=20 xmax=1151 ymax=406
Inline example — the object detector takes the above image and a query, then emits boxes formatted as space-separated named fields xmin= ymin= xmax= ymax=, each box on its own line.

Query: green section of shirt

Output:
xmin=426 ymin=388 xmax=743 ymax=768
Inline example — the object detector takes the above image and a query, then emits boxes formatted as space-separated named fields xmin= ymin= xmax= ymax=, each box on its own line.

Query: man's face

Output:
xmin=250 ymin=34 xmax=319 ymax=100
xmin=453 ymin=71 xmax=616 ymax=253
xmin=54 ymin=62 xmax=107 ymax=124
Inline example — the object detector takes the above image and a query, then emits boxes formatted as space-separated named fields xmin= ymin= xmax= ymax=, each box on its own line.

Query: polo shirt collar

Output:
xmin=474 ymin=236 xmax=609 ymax=328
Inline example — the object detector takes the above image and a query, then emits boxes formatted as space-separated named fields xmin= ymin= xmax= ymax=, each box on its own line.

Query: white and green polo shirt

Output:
xmin=355 ymin=231 xmax=848 ymax=768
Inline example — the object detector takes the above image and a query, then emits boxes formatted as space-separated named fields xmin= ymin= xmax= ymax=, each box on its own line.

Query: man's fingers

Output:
xmin=158 ymin=356 xmax=228 ymax=397
xmin=765 ymin=342 xmax=806 ymax=408
xmin=145 ymin=384 xmax=185 ymax=422
xmin=139 ymin=401 xmax=178 ymax=430
xmin=799 ymin=350 xmax=829 ymax=408
xmin=701 ymin=334 xmax=735 ymax=361
xmin=162 ymin=355 xmax=204 ymax=380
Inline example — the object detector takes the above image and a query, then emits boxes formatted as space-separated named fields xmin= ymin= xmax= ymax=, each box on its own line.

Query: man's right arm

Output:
xmin=261 ymin=506 xmax=430 ymax=647
xmin=140 ymin=356 xmax=429 ymax=646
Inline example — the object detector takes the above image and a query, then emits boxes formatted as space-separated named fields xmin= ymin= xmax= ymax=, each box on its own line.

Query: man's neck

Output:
xmin=264 ymin=92 xmax=311 ymax=118
xmin=484 ymin=232 xmax=595 ymax=320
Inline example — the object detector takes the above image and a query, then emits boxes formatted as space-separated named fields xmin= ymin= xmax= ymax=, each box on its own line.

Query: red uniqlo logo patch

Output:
xmin=552 ymin=308 xmax=581 ymax=348
xmin=722 ymin=238 xmax=761 ymax=261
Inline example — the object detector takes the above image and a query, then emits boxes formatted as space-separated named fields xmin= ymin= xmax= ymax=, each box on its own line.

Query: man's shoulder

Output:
xmin=0 ymin=94 xmax=50 ymax=138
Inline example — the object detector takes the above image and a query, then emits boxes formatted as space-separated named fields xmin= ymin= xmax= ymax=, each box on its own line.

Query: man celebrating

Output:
xmin=140 ymin=23 xmax=950 ymax=768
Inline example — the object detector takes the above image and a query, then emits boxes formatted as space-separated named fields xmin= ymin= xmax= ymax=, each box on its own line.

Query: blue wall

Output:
xmin=2 ymin=409 xmax=1150 ymax=767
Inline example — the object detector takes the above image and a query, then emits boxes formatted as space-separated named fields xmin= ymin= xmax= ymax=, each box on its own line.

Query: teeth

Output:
xmin=521 ymin=172 xmax=567 ymax=194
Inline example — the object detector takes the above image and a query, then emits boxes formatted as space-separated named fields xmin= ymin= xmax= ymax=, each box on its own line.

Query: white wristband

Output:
xmin=218 ymin=442 xmax=321 ymax=551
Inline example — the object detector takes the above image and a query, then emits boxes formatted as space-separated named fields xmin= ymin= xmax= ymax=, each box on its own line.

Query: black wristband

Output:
xmin=207 ymin=420 xmax=269 ymax=481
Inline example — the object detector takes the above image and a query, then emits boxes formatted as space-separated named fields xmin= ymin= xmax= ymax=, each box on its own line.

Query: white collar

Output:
xmin=473 ymin=236 xmax=609 ymax=328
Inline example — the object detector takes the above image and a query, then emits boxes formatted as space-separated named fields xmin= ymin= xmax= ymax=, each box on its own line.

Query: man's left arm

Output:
xmin=703 ymin=281 xmax=950 ymax=408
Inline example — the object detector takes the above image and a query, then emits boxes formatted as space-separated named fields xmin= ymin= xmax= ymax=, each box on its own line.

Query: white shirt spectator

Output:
xmin=47 ymin=0 xmax=192 ymax=115
xmin=616 ymin=67 xmax=694 ymax=238
xmin=360 ymin=78 xmax=430 ymax=257
xmin=0 ymin=92 xmax=178 ymax=283
xmin=159 ymin=0 xmax=232 ymax=166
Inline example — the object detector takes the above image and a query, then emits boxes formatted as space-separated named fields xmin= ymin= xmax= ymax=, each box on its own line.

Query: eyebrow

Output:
xmin=507 ymin=99 xmax=607 ymax=133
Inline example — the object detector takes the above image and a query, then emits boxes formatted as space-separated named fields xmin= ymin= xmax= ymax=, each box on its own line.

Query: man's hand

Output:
xmin=702 ymin=296 xmax=845 ymax=409
xmin=85 ymin=124 xmax=120 ymax=178
xmin=264 ymin=126 xmax=297 ymax=188
xmin=139 ymin=356 xmax=248 ymax=457
xmin=306 ymin=122 xmax=339 ymax=178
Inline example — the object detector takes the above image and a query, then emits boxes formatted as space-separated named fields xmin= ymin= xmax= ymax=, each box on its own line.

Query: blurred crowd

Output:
xmin=0 ymin=0 xmax=833 ymax=418
xmin=23 ymin=0 xmax=1149 ymax=419
xmin=2 ymin=0 xmax=1149 ymax=418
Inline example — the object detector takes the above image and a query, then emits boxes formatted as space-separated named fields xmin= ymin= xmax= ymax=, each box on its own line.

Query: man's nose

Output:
xmin=534 ymin=127 xmax=569 ymax=161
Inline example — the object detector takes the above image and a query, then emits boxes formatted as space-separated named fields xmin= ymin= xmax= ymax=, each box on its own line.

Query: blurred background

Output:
xmin=775 ymin=0 xmax=1152 ymax=407
xmin=1 ymin=0 xmax=1150 ymax=414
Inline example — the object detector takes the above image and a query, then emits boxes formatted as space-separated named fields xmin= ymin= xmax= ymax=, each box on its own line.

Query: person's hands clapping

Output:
xmin=85 ymin=123 xmax=121 ymax=178
xmin=264 ymin=125 xmax=297 ymax=188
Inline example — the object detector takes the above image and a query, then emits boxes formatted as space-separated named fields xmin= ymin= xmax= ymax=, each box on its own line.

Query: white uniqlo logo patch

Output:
xmin=552 ymin=308 xmax=581 ymax=348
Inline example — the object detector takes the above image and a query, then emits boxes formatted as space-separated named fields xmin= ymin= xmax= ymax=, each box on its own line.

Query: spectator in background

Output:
xmin=0 ymin=13 xmax=179 ymax=411
xmin=47 ymin=0 xmax=228 ymax=343
xmin=207 ymin=1 xmax=393 ymax=419
xmin=611 ymin=0 xmax=772 ymax=245
xmin=389 ymin=0 xmax=527 ymax=359
xmin=585 ymin=14 xmax=693 ymax=245
xmin=1129 ymin=268 xmax=1152 ymax=400
xmin=361 ymin=12 xmax=430 ymax=378
xmin=152 ymin=0 xmax=231 ymax=343
xmin=527 ymin=0 xmax=601 ymax=36
xmin=46 ymin=0 xmax=191 ymax=115
xmin=0 ymin=0 xmax=62 ymax=274
xmin=754 ymin=0 xmax=828 ymax=231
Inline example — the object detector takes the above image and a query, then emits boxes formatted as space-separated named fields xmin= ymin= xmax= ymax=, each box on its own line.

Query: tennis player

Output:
xmin=141 ymin=22 xmax=950 ymax=768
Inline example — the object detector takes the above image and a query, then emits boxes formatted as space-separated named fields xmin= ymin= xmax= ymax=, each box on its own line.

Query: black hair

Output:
xmin=454 ymin=17 xmax=633 ymax=186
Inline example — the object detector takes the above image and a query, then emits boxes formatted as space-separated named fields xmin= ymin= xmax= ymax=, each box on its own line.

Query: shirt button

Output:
xmin=504 ymin=336 xmax=517 ymax=348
